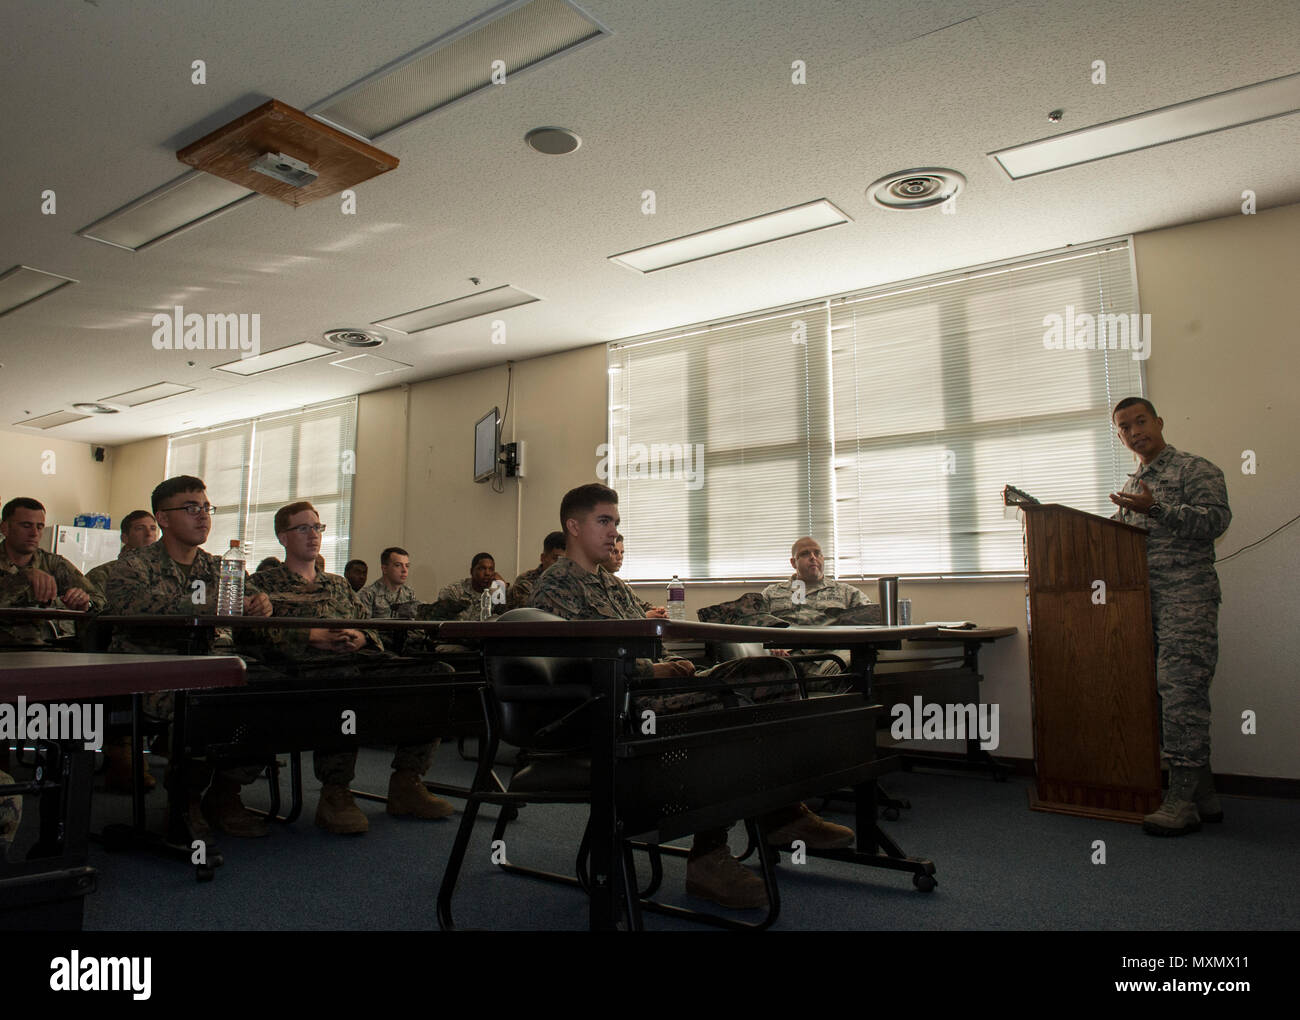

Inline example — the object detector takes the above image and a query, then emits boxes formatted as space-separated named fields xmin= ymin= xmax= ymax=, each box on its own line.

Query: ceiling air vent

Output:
xmin=867 ymin=168 xmax=965 ymax=210
xmin=322 ymin=328 xmax=387 ymax=349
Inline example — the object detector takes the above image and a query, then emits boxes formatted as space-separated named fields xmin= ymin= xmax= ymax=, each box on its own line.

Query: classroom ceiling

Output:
xmin=2 ymin=0 xmax=1298 ymax=444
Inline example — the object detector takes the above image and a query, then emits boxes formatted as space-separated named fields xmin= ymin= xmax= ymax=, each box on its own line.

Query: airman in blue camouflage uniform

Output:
xmin=1110 ymin=398 xmax=1232 ymax=836
xmin=357 ymin=547 xmax=426 ymax=651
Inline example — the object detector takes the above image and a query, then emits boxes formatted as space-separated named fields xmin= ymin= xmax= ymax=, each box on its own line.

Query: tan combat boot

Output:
xmin=1142 ymin=766 xmax=1201 ymax=836
xmin=1193 ymin=764 xmax=1223 ymax=823
xmin=316 ymin=784 xmax=369 ymax=834
xmin=386 ymin=769 xmax=454 ymax=819
xmin=685 ymin=845 xmax=769 ymax=909
xmin=201 ymin=777 xmax=269 ymax=838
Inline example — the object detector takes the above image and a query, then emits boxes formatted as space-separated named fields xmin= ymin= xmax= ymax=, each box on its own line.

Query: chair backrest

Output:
xmin=486 ymin=608 xmax=595 ymax=749
xmin=710 ymin=641 xmax=767 ymax=663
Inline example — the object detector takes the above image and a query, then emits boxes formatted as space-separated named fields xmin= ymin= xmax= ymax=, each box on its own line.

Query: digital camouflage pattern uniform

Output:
xmin=437 ymin=577 xmax=507 ymax=620
xmin=507 ymin=565 xmax=545 ymax=610
xmin=357 ymin=578 xmax=426 ymax=650
xmin=529 ymin=557 xmax=796 ymax=712
xmin=762 ymin=576 xmax=869 ymax=678
xmin=0 ymin=769 xmax=19 ymax=855
xmin=106 ymin=539 xmax=263 ymax=785
xmin=247 ymin=564 xmax=437 ymax=785
xmin=0 ymin=540 xmax=103 ymax=647
xmin=1112 ymin=445 xmax=1231 ymax=768
xmin=84 ymin=551 xmax=126 ymax=602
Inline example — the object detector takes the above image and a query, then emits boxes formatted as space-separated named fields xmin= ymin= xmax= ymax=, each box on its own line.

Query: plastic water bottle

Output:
xmin=666 ymin=575 xmax=686 ymax=621
xmin=479 ymin=588 xmax=492 ymax=621
xmin=216 ymin=539 xmax=245 ymax=616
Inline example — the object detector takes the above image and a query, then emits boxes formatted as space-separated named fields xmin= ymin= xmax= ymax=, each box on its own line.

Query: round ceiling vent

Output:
xmin=525 ymin=127 xmax=581 ymax=155
xmin=867 ymin=168 xmax=965 ymax=210
xmin=322 ymin=328 xmax=386 ymax=349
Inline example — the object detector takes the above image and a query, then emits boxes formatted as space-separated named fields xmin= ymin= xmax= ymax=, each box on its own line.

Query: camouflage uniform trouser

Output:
xmin=1152 ymin=596 xmax=1218 ymax=768
xmin=633 ymin=656 xmax=800 ymax=715
xmin=143 ymin=690 xmax=263 ymax=789
xmin=315 ymin=742 xmax=439 ymax=786
xmin=0 ymin=769 xmax=19 ymax=855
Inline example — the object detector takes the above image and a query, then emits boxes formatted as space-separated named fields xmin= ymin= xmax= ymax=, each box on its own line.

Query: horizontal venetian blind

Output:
xmin=166 ymin=398 xmax=357 ymax=572
xmin=830 ymin=240 xmax=1144 ymax=575
xmin=608 ymin=303 xmax=834 ymax=581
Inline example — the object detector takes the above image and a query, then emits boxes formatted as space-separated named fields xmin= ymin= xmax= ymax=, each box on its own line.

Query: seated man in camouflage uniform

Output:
xmin=600 ymin=533 xmax=667 ymax=618
xmin=85 ymin=509 xmax=158 ymax=595
xmin=0 ymin=770 xmax=19 ymax=860
xmin=107 ymin=476 xmax=273 ymax=841
xmin=763 ymin=537 xmax=868 ymax=680
xmin=1109 ymin=397 xmax=1232 ymax=837
xmin=357 ymin=547 xmax=427 ymax=652
xmin=530 ymin=483 xmax=854 ymax=911
xmin=86 ymin=509 xmax=160 ymax=792
xmin=0 ymin=497 xmax=103 ymax=649
xmin=343 ymin=559 xmax=368 ymax=593
xmin=437 ymin=552 xmax=510 ymax=620
xmin=507 ymin=532 xmax=566 ymax=610
xmin=247 ymin=503 xmax=452 ymax=834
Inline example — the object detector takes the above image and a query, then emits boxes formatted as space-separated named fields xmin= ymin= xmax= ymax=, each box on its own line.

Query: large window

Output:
xmin=608 ymin=240 xmax=1145 ymax=580
xmin=166 ymin=398 xmax=357 ymax=571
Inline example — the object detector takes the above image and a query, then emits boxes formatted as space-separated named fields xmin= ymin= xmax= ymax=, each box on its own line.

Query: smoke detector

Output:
xmin=867 ymin=168 xmax=965 ymax=209
xmin=322 ymin=328 xmax=386 ymax=349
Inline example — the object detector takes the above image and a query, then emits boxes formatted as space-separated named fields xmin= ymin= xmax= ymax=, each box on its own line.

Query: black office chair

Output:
xmin=436 ymin=608 xmax=785 ymax=931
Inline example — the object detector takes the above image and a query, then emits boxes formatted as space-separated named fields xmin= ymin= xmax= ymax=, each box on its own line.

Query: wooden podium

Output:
xmin=1020 ymin=503 xmax=1162 ymax=821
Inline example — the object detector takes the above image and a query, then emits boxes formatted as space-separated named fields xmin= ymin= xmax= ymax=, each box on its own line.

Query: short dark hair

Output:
xmin=543 ymin=531 xmax=567 ymax=553
xmin=615 ymin=533 xmax=625 ymax=543
xmin=256 ymin=556 xmax=281 ymax=572
xmin=151 ymin=476 xmax=206 ymax=514
xmin=380 ymin=547 xmax=408 ymax=566
xmin=120 ymin=509 xmax=154 ymax=536
xmin=559 ymin=483 xmax=618 ymax=534
xmin=471 ymin=552 xmax=494 ymax=570
xmin=1112 ymin=396 xmax=1157 ymax=420
xmin=274 ymin=501 xmax=318 ymax=535
xmin=344 ymin=559 xmax=367 ymax=572
xmin=1 ymin=497 xmax=45 ymax=522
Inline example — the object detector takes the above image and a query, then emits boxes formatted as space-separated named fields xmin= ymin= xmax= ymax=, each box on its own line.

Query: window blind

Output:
xmin=165 ymin=398 xmax=357 ymax=572
xmin=608 ymin=239 xmax=1145 ymax=580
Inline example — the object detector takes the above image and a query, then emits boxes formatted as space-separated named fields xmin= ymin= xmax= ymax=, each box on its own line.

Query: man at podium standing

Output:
xmin=1108 ymin=397 xmax=1232 ymax=837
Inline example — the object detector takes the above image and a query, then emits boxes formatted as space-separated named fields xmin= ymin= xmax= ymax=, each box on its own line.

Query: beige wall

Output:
xmin=0 ymin=431 xmax=112 ymax=549
xmin=1133 ymin=201 xmax=1300 ymax=780
xmin=104 ymin=435 xmax=167 ymax=524
xmin=98 ymin=202 xmax=1299 ymax=778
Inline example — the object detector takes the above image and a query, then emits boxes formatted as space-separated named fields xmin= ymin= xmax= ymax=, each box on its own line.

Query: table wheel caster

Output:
xmin=913 ymin=872 xmax=936 ymax=892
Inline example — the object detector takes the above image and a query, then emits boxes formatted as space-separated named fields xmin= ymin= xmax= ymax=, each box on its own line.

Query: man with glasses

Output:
xmin=108 ymin=476 xmax=272 ymax=841
xmin=248 ymin=504 xmax=452 ymax=834
xmin=0 ymin=497 xmax=102 ymax=648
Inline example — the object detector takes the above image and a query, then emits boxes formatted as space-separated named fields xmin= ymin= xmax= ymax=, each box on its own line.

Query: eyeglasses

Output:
xmin=284 ymin=524 xmax=327 ymax=536
xmin=158 ymin=503 xmax=217 ymax=516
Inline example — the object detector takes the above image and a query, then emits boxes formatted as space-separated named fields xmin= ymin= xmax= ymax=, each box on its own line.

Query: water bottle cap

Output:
xmin=229 ymin=539 xmax=240 ymax=548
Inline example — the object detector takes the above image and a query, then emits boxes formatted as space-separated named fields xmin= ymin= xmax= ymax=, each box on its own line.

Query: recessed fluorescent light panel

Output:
xmin=991 ymin=71 xmax=1300 ymax=179
xmin=609 ymin=199 xmax=851 ymax=273
xmin=313 ymin=0 xmax=609 ymax=141
xmin=374 ymin=285 xmax=540 ymax=334
xmin=77 ymin=171 xmax=256 ymax=252
xmin=329 ymin=353 xmax=413 ymax=376
xmin=0 ymin=265 xmax=77 ymax=317
xmin=12 ymin=410 xmax=91 ymax=429
xmin=99 ymin=382 xmax=196 ymax=407
xmin=214 ymin=342 xmax=333 ymax=376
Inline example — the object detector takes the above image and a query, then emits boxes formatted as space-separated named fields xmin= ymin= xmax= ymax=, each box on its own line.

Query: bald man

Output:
xmin=762 ymin=537 xmax=867 ymax=680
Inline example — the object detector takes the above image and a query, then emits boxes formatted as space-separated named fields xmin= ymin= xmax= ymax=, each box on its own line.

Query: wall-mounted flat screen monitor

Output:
xmin=474 ymin=407 xmax=500 ymax=483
